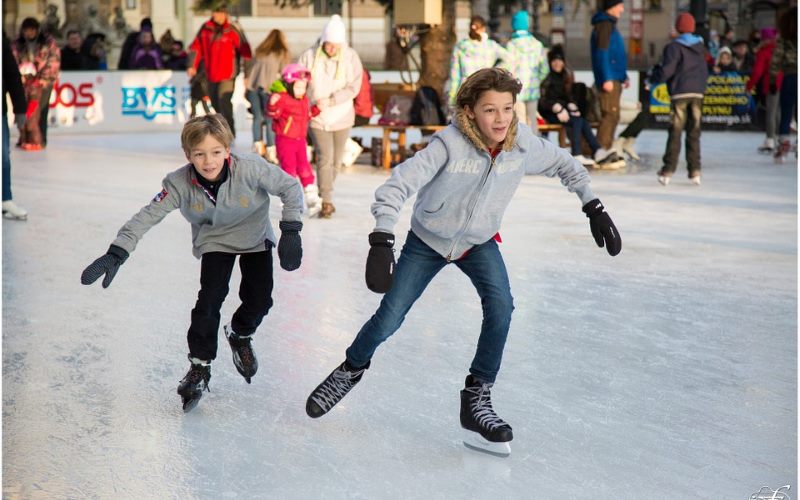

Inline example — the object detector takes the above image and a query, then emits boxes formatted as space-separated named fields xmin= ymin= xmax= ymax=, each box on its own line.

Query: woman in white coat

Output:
xmin=298 ymin=14 xmax=363 ymax=218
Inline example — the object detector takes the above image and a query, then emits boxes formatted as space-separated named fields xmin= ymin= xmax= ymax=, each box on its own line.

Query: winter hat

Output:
xmin=140 ymin=17 xmax=153 ymax=31
xmin=282 ymin=63 xmax=311 ymax=83
xmin=602 ymin=0 xmax=623 ymax=11
xmin=760 ymin=26 xmax=778 ymax=41
xmin=675 ymin=13 xmax=695 ymax=34
xmin=321 ymin=14 xmax=347 ymax=44
xmin=511 ymin=11 xmax=529 ymax=32
xmin=547 ymin=44 xmax=565 ymax=63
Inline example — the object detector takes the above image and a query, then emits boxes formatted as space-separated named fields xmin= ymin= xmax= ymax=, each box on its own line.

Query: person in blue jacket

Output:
xmin=303 ymin=68 xmax=622 ymax=458
xmin=649 ymin=13 xmax=709 ymax=186
xmin=590 ymin=0 xmax=628 ymax=152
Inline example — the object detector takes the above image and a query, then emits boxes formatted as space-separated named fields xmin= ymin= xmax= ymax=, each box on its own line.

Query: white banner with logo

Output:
xmin=9 ymin=70 xmax=249 ymax=136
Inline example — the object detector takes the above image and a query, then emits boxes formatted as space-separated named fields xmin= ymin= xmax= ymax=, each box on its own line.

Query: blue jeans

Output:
xmin=346 ymin=231 xmax=515 ymax=383
xmin=3 ymin=114 xmax=11 ymax=202
xmin=568 ymin=115 xmax=601 ymax=156
xmin=778 ymin=73 xmax=797 ymax=136
xmin=246 ymin=88 xmax=274 ymax=146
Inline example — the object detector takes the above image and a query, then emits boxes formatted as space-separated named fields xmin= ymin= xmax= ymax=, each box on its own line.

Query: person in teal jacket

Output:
xmin=590 ymin=0 xmax=628 ymax=150
xmin=502 ymin=11 xmax=549 ymax=131
xmin=304 ymin=68 xmax=621 ymax=458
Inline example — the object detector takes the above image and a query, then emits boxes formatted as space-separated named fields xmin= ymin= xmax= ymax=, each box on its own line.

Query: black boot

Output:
xmin=306 ymin=360 xmax=369 ymax=418
xmin=225 ymin=324 xmax=258 ymax=384
xmin=460 ymin=375 xmax=513 ymax=457
xmin=177 ymin=359 xmax=211 ymax=413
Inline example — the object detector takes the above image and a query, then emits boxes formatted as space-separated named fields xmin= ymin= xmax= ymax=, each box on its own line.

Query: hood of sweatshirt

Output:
xmin=453 ymin=108 xmax=519 ymax=153
xmin=591 ymin=12 xmax=618 ymax=26
xmin=676 ymin=33 xmax=706 ymax=52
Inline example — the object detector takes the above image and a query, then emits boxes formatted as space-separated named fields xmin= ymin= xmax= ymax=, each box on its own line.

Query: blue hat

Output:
xmin=511 ymin=11 xmax=529 ymax=32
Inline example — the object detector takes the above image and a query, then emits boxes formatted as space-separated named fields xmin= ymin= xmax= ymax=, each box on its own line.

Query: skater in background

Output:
xmin=11 ymin=17 xmax=60 ymax=151
xmin=539 ymin=44 xmax=623 ymax=169
xmin=189 ymin=65 xmax=213 ymax=118
xmin=80 ymin=114 xmax=305 ymax=412
xmin=305 ymin=68 xmax=621 ymax=457
xmin=447 ymin=15 xmax=508 ymax=108
xmin=245 ymin=29 xmax=290 ymax=163
xmin=3 ymin=33 xmax=28 ymax=220
xmin=771 ymin=7 xmax=797 ymax=162
xmin=650 ymin=13 xmax=708 ymax=186
xmin=501 ymin=10 xmax=548 ymax=131
xmin=267 ymin=63 xmax=323 ymax=217
xmin=298 ymin=14 xmax=363 ymax=219
xmin=746 ymin=26 xmax=781 ymax=154
xmin=187 ymin=3 xmax=251 ymax=136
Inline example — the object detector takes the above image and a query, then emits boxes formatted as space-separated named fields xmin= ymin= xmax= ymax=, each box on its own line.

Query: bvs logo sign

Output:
xmin=121 ymin=86 xmax=176 ymax=120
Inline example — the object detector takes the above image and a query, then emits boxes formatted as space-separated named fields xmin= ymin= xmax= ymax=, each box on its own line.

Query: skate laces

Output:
xmin=466 ymin=383 xmax=508 ymax=431
xmin=187 ymin=365 xmax=210 ymax=391
xmin=233 ymin=337 xmax=255 ymax=365
xmin=311 ymin=365 xmax=364 ymax=411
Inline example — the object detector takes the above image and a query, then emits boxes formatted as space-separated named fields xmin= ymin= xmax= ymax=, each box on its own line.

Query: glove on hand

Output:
xmin=365 ymin=231 xmax=395 ymax=294
xmin=81 ymin=245 xmax=130 ymax=288
xmin=552 ymin=104 xmax=569 ymax=123
xmin=582 ymin=199 xmax=621 ymax=256
xmin=278 ymin=220 xmax=303 ymax=271
xmin=567 ymin=102 xmax=581 ymax=117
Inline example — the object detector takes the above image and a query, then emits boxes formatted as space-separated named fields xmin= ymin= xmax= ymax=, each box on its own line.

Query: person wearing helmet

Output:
xmin=267 ymin=63 xmax=323 ymax=217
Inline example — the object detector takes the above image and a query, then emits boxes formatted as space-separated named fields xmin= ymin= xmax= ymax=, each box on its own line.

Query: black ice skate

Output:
xmin=460 ymin=375 xmax=513 ymax=457
xmin=225 ymin=324 xmax=258 ymax=384
xmin=305 ymin=360 xmax=370 ymax=418
xmin=177 ymin=360 xmax=211 ymax=413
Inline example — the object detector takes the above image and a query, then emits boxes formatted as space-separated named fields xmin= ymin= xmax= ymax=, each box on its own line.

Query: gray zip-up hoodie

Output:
xmin=372 ymin=111 xmax=596 ymax=260
xmin=112 ymin=152 xmax=303 ymax=259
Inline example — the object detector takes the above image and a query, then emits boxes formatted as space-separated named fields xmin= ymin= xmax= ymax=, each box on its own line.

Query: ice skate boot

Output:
xmin=620 ymin=137 xmax=640 ymax=161
xmin=460 ymin=375 xmax=513 ymax=457
xmin=177 ymin=358 xmax=211 ymax=413
xmin=306 ymin=360 xmax=370 ymax=418
xmin=758 ymin=138 xmax=775 ymax=154
xmin=774 ymin=137 xmax=791 ymax=163
xmin=224 ymin=324 xmax=258 ymax=383
xmin=320 ymin=202 xmax=336 ymax=219
xmin=303 ymin=184 xmax=322 ymax=218
xmin=594 ymin=148 xmax=625 ymax=170
xmin=265 ymin=145 xmax=279 ymax=164
xmin=252 ymin=140 xmax=266 ymax=157
xmin=573 ymin=154 xmax=597 ymax=169
xmin=2 ymin=200 xmax=28 ymax=221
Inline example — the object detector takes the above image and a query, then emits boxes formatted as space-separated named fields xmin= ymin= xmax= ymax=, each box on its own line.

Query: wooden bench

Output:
xmin=357 ymin=124 xmax=446 ymax=170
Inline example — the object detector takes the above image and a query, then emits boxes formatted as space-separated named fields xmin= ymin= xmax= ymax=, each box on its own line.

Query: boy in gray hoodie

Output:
xmin=304 ymin=68 xmax=621 ymax=457
xmin=81 ymin=114 xmax=305 ymax=413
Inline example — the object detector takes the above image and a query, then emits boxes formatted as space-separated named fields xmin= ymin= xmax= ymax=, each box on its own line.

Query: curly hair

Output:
xmin=455 ymin=67 xmax=522 ymax=110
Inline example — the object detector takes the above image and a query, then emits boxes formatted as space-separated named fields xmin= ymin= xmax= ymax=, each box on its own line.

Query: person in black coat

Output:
xmin=2 ymin=33 xmax=29 ymax=220
xmin=118 ymin=17 xmax=152 ymax=69
xmin=60 ymin=30 xmax=89 ymax=70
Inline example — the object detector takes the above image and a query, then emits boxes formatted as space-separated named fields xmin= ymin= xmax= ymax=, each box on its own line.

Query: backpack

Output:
xmin=571 ymin=82 xmax=601 ymax=123
xmin=410 ymin=86 xmax=446 ymax=125
xmin=378 ymin=94 xmax=413 ymax=126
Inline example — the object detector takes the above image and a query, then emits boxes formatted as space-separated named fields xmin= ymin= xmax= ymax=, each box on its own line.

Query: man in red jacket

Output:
xmin=187 ymin=3 xmax=251 ymax=136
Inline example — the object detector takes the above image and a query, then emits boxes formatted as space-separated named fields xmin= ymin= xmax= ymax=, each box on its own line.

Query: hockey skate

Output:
xmin=305 ymin=360 xmax=369 ymax=418
xmin=594 ymin=148 xmax=625 ymax=170
xmin=177 ymin=359 xmax=211 ymax=413
xmin=304 ymin=184 xmax=322 ymax=218
xmin=224 ymin=324 xmax=258 ymax=384
xmin=460 ymin=375 xmax=513 ymax=457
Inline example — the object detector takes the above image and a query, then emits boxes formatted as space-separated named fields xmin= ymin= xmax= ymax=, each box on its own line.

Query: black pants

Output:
xmin=661 ymin=97 xmax=703 ymax=176
xmin=619 ymin=109 xmax=651 ymax=138
xmin=208 ymin=79 xmax=236 ymax=136
xmin=187 ymin=250 xmax=274 ymax=361
xmin=39 ymin=85 xmax=52 ymax=146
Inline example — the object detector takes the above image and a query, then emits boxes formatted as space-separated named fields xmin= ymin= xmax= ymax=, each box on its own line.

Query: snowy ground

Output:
xmin=2 ymin=129 xmax=797 ymax=499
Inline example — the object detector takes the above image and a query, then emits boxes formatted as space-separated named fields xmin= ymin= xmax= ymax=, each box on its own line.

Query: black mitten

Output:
xmin=81 ymin=245 xmax=130 ymax=288
xmin=365 ymin=232 xmax=395 ymax=293
xmin=278 ymin=220 xmax=303 ymax=271
xmin=581 ymin=199 xmax=621 ymax=256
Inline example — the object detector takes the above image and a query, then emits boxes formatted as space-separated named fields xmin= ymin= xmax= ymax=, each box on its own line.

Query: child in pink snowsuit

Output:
xmin=267 ymin=63 xmax=322 ymax=216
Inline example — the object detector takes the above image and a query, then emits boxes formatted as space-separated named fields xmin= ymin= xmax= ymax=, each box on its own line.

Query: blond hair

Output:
xmin=181 ymin=114 xmax=233 ymax=152
xmin=455 ymin=67 xmax=522 ymax=110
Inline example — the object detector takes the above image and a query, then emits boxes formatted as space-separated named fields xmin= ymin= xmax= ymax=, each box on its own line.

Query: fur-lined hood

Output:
xmin=453 ymin=108 xmax=520 ymax=153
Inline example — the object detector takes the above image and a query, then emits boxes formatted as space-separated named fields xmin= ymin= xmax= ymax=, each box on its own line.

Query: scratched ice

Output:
xmin=2 ymin=129 xmax=796 ymax=498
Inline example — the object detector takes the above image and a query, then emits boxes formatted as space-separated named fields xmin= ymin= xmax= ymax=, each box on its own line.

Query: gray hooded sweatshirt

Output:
xmin=372 ymin=111 xmax=596 ymax=260
xmin=112 ymin=152 xmax=304 ymax=259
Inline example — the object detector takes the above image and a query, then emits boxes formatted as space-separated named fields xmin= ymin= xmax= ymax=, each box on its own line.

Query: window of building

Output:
xmin=314 ymin=0 xmax=342 ymax=16
xmin=228 ymin=0 xmax=252 ymax=17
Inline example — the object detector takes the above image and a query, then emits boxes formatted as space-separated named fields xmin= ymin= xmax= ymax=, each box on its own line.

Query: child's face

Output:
xmin=464 ymin=90 xmax=515 ymax=150
xmin=292 ymin=79 xmax=308 ymax=98
xmin=719 ymin=52 xmax=732 ymax=65
xmin=186 ymin=134 xmax=230 ymax=182
xmin=550 ymin=58 xmax=564 ymax=73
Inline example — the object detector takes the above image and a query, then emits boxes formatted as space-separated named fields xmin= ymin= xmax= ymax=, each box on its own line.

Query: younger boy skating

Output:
xmin=267 ymin=63 xmax=323 ymax=216
xmin=305 ymin=68 xmax=621 ymax=457
xmin=81 ymin=114 xmax=305 ymax=412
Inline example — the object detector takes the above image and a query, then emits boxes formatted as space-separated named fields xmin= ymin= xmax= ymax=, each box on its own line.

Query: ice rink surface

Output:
xmin=2 ymin=129 xmax=797 ymax=498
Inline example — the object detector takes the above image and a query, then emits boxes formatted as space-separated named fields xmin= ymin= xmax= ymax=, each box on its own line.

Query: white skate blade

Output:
xmin=462 ymin=430 xmax=511 ymax=458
